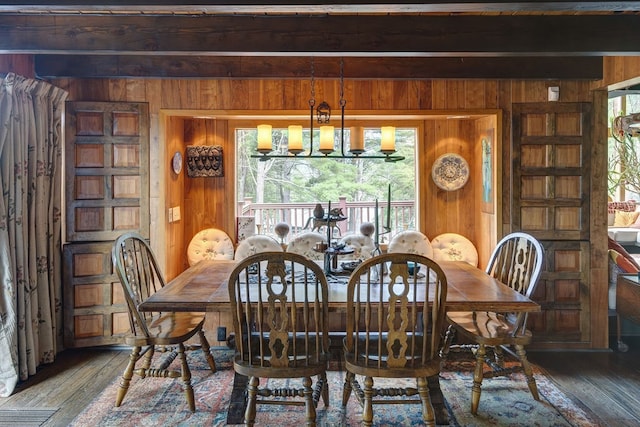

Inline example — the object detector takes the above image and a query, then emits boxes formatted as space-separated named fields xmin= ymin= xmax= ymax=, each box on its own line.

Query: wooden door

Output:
xmin=64 ymin=101 xmax=149 ymax=347
xmin=65 ymin=101 xmax=149 ymax=241
xmin=512 ymin=102 xmax=592 ymax=347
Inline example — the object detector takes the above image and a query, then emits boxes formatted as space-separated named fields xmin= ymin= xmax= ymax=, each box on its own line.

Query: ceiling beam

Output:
xmin=34 ymin=55 xmax=603 ymax=79
xmin=1 ymin=15 xmax=639 ymax=56
xmin=1 ymin=1 xmax=640 ymax=13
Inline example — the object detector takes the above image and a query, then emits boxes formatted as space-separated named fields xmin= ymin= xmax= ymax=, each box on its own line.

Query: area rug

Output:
xmin=70 ymin=348 xmax=602 ymax=426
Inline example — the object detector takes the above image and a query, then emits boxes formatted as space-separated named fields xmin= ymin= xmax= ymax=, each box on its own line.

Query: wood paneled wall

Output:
xmin=596 ymin=57 xmax=640 ymax=90
xmin=0 ymin=55 xmax=34 ymax=78
xmin=474 ymin=115 xmax=500 ymax=265
xmin=48 ymin=77 xmax=603 ymax=348
xmin=165 ymin=116 xmax=186 ymax=280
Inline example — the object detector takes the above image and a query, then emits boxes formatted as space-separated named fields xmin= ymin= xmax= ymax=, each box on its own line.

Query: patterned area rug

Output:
xmin=70 ymin=348 xmax=601 ymax=426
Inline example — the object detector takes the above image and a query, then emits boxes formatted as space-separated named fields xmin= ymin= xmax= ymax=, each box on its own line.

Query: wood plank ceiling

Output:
xmin=1 ymin=1 xmax=640 ymax=79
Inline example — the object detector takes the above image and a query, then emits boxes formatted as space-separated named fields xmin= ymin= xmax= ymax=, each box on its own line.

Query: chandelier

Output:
xmin=253 ymin=58 xmax=405 ymax=162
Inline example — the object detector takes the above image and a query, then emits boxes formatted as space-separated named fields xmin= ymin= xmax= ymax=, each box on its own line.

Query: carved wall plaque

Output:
xmin=186 ymin=145 xmax=224 ymax=177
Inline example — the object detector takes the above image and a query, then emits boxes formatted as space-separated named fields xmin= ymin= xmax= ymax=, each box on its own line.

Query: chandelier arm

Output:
xmin=251 ymin=153 xmax=405 ymax=162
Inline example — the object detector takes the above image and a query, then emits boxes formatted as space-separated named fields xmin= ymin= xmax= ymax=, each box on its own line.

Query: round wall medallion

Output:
xmin=431 ymin=153 xmax=470 ymax=191
xmin=172 ymin=151 xmax=183 ymax=174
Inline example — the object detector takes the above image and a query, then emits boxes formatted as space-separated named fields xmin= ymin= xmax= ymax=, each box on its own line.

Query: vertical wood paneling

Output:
xmin=283 ymin=79 xmax=308 ymax=109
xmin=124 ymin=79 xmax=147 ymax=102
xmin=447 ymin=81 xmax=466 ymax=109
xmin=0 ymin=54 xmax=35 ymax=77
xmin=183 ymin=119 xmax=207 ymax=239
xmin=408 ymin=80 xmax=432 ymax=110
xmin=483 ymin=80 xmax=499 ymax=109
xmin=594 ymin=57 xmax=640 ymax=90
xmin=474 ymin=115 xmax=498 ymax=268
xmin=424 ymin=118 xmax=477 ymax=240
xmin=351 ymin=80 xmax=372 ymax=110
xmin=107 ymin=78 xmax=127 ymax=101
xmin=420 ymin=119 xmax=437 ymax=241
xmin=465 ymin=81 xmax=486 ymax=109
xmin=498 ymin=80 xmax=513 ymax=233
xmin=590 ymin=90 xmax=610 ymax=349
xmin=200 ymin=80 xmax=221 ymax=107
xmin=260 ymin=79 xmax=285 ymax=110
xmin=165 ymin=116 xmax=186 ymax=280
xmin=391 ymin=81 xmax=410 ymax=109
xmin=431 ymin=81 xmax=448 ymax=110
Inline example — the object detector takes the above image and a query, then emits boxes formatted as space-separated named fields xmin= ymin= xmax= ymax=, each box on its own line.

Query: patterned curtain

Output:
xmin=0 ymin=73 xmax=67 ymax=396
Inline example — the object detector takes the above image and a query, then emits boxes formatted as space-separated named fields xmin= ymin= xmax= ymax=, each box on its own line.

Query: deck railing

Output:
xmin=238 ymin=197 xmax=415 ymax=243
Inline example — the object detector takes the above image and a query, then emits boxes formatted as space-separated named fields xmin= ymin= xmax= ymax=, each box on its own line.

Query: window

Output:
xmin=609 ymin=93 xmax=640 ymax=201
xmin=236 ymin=123 xmax=417 ymax=241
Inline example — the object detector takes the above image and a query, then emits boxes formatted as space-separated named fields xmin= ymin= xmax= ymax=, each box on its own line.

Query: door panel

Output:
xmin=65 ymin=101 xmax=149 ymax=242
xmin=512 ymin=102 xmax=592 ymax=345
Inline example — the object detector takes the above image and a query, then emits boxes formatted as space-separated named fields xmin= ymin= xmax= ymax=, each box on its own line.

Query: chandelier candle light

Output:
xmin=253 ymin=58 xmax=404 ymax=162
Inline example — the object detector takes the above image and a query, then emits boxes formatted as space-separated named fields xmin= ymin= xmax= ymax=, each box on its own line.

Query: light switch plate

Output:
xmin=173 ymin=206 xmax=181 ymax=221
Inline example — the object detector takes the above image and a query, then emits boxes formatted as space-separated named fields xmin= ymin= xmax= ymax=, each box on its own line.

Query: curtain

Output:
xmin=0 ymin=73 xmax=67 ymax=396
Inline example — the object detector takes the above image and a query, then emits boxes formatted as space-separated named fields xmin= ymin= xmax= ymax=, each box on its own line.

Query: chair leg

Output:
xmin=342 ymin=371 xmax=355 ymax=406
xmin=362 ymin=376 xmax=374 ymax=427
xmin=493 ymin=345 xmax=505 ymax=368
xmin=116 ymin=346 xmax=141 ymax=407
xmin=418 ymin=377 xmax=436 ymax=427
xmin=515 ymin=344 xmax=540 ymax=401
xmin=302 ymin=376 xmax=317 ymax=427
xmin=471 ymin=343 xmax=486 ymax=415
xmin=142 ymin=346 xmax=154 ymax=370
xmin=439 ymin=324 xmax=455 ymax=360
xmin=244 ymin=376 xmax=259 ymax=426
xmin=177 ymin=343 xmax=196 ymax=412
xmin=320 ymin=372 xmax=330 ymax=407
xmin=198 ymin=330 xmax=217 ymax=373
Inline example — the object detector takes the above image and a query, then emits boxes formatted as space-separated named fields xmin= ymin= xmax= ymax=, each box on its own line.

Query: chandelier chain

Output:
xmin=310 ymin=57 xmax=316 ymax=108
xmin=339 ymin=57 xmax=346 ymax=107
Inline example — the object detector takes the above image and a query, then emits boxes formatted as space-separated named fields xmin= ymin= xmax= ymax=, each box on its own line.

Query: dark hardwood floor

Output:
xmin=528 ymin=336 xmax=640 ymax=427
xmin=1 ymin=338 xmax=639 ymax=426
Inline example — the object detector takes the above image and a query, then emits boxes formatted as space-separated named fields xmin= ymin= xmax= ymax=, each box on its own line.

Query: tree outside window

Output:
xmin=609 ymin=94 xmax=640 ymax=201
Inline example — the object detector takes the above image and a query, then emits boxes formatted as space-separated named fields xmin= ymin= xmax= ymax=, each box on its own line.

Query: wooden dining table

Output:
xmin=141 ymin=258 xmax=540 ymax=314
xmin=140 ymin=258 xmax=540 ymax=425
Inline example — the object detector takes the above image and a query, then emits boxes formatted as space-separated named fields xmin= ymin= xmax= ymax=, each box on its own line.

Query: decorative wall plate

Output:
xmin=172 ymin=151 xmax=183 ymax=174
xmin=431 ymin=153 xmax=470 ymax=191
